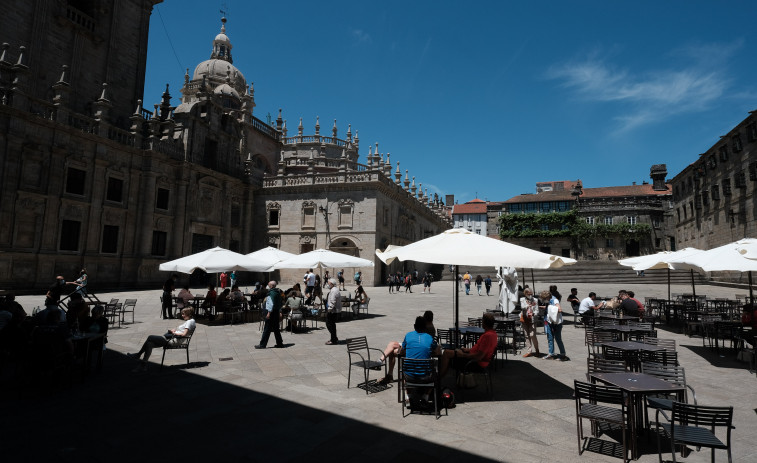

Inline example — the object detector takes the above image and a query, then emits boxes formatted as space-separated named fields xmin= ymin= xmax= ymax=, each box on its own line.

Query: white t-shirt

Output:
xmin=175 ymin=318 xmax=196 ymax=336
xmin=306 ymin=272 xmax=316 ymax=287
xmin=578 ymin=297 xmax=598 ymax=314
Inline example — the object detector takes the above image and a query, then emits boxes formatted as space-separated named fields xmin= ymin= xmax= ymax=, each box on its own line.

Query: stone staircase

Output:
xmin=456 ymin=261 xmax=708 ymax=286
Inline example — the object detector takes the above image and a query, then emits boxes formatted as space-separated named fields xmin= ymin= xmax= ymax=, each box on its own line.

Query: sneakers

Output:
xmin=560 ymin=355 xmax=571 ymax=362
xmin=544 ymin=354 xmax=557 ymax=360
xmin=254 ymin=345 xmax=265 ymax=349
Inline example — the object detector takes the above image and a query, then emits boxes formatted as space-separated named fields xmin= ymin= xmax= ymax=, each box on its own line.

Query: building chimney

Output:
xmin=650 ymin=164 xmax=668 ymax=191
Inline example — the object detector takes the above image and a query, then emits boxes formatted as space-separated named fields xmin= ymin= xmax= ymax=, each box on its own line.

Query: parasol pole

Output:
xmin=454 ymin=264 xmax=459 ymax=348
xmin=690 ymin=269 xmax=696 ymax=297
xmin=531 ymin=268 xmax=536 ymax=293
xmin=667 ymin=268 xmax=671 ymax=301
xmin=749 ymin=271 xmax=754 ymax=306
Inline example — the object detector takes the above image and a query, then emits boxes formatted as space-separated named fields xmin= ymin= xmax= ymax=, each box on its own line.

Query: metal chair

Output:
xmin=574 ymin=380 xmax=631 ymax=463
xmin=456 ymin=351 xmax=496 ymax=401
xmin=345 ymin=336 xmax=386 ymax=394
xmin=160 ymin=329 xmax=194 ymax=370
xmin=399 ymin=357 xmax=445 ymax=419
xmin=121 ymin=299 xmax=137 ymax=324
xmin=586 ymin=357 xmax=627 ymax=381
xmin=104 ymin=299 xmax=120 ymax=328
xmin=641 ymin=362 xmax=697 ymax=429
xmin=586 ymin=331 xmax=614 ymax=357
xmin=655 ymin=402 xmax=733 ymax=463
xmin=643 ymin=336 xmax=676 ymax=352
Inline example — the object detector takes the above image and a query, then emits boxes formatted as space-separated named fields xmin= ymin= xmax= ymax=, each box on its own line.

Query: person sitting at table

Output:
xmin=377 ymin=316 xmax=441 ymax=388
xmin=351 ymin=285 xmax=369 ymax=317
xmin=438 ymin=313 xmax=498 ymax=377
xmin=65 ymin=292 xmax=89 ymax=332
xmin=128 ymin=307 xmax=195 ymax=372
xmin=230 ymin=285 xmax=246 ymax=304
xmin=618 ymin=290 xmax=642 ymax=317
xmin=579 ymin=292 xmax=605 ymax=321
xmin=202 ymin=285 xmax=217 ymax=319
xmin=285 ymin=283 xmax=303 ymax=299
xmin=79 ymin=304 xmax=109 ymax=358
xmin=176 ymin=285 xmax=193 ymax=310
xmin=284 ymin=291 xmax=305 ymax=330
xmin=626 ymin=290 xmax=645 ymax=317
xmin=215 ymin=288 xmax=231 ymax=313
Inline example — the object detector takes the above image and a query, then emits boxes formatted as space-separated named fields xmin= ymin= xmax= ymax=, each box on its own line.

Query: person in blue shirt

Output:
xmin=377 ymin=316 xmax=441 ymax=385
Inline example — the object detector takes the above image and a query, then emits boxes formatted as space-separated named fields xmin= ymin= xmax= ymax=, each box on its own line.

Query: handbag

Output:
xmin=547 ymin=305 xmax=563 ymax=324
xmin=163 ymin=331 xmax=175 ymax=340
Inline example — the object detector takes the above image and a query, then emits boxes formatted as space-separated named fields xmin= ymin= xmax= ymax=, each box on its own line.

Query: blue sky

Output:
xmin=144 ymin=0 xmax=757 ymax=205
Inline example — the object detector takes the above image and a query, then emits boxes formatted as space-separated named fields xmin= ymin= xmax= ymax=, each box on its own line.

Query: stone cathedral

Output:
xmin=0 ymin=0 xmax=451 ymax=290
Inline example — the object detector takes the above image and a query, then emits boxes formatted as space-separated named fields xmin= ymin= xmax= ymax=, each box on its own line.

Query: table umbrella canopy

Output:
xmin=736 ymin=238 xmax=757 ymax=260
xmin=618 ymin=248 xmax=703 ymax=271
xmin=158 ymin=247 xmax=270 ymax=274
xmin=667 ymin=238 xmax=757 ymax=272
xmin=376 ymin=228 xmax=577 ymax=268
xmin=245 ymin=246 xmax=296 ymax=267
xmin=266 ymin=248 xmax=374 ymax=271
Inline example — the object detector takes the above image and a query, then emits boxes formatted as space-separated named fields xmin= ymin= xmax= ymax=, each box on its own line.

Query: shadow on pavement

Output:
xmin=2 ymin=351 xmax=501 ymax=462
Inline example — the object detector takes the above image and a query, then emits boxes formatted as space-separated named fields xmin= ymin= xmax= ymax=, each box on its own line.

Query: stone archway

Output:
xmin=329 ymin=237 xmax=359 ymax=257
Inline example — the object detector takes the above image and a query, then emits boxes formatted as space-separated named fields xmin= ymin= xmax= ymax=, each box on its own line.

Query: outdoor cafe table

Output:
xmin=589 ymin=371 xmax=685 ymax=460
xmin=601 ymin=341 xmax=666 ymax=371
xmin=595 ymin=313 xmax=634 ymax=325
xmin=450 ymin=326 xmax=484 ymax=348
xmin=596 ymin=324 xmax=653 ymax=341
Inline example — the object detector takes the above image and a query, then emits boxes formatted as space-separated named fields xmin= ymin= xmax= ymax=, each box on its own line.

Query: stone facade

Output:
xmin=0 ymin=4 xmax=450 ymax=290
xmin=496 ymin=167 xmax=672 ymax=260
xmin=671 ymin=110 xmax=757 ymax=250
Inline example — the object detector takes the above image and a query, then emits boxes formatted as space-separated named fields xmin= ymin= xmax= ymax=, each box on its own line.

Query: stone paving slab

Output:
xmin=3 ymin=280 xmax=756 ymax=462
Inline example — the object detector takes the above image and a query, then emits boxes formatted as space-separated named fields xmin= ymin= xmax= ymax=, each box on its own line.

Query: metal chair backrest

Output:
xmin=643 ymin=336 xmax=676 ymax=352
xmin=574 ymin=380 xmax=626 ymax=406
xmin=346 ymin=336 xmax=370 ymax=355
xmin=587 ymin=357 xmax=628 ymax=375
xmin=641 ymin=361 xmax=686 ymax=386
xmin=169 ymin=328 xmax=194 ymax=348
xmin=400 ymin=357 xmax=436 ymax=383
xmin=467 ymin=317 xmax=482 ymax=327
xmin=123 ymin=299 xmax=137 ymax=307
xmin=671 ymin=402 xmax=733 ymax=428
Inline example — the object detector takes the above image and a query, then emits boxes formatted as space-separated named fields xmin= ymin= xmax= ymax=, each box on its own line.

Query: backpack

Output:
xmin=354 ymin=272 xmax=360 ymax=280
xmin=268 ymin=288 xmax=283 ymax=313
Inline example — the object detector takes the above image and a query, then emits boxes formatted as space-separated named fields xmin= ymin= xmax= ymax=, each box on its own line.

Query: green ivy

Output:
xmin=499 ymin=210 xmax=652 ymax=242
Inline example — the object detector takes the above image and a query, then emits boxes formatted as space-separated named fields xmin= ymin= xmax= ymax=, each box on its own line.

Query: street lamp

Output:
xmin=319 ymin=205 xmax=331 ymax=247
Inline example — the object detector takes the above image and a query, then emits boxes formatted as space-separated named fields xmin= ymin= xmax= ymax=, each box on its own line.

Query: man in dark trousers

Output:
xmin=162 ymin=274 xmax=177 ymax=319
xmin=255 ymin=281 xmax=284 ymax=349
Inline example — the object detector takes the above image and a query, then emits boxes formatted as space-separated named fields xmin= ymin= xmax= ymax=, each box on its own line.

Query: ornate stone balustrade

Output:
xmin=251 ymin=115 xmax=280 ymax=140
xmin=283 ymin=135 xmax=346 ymax=147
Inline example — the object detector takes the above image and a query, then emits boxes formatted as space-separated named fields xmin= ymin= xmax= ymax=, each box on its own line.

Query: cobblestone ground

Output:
xmin=4 ymin=279 xmax=756 ymax=462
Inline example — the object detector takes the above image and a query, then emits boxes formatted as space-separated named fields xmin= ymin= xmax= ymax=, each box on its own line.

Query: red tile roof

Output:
xmin=453 ymin=202 xmax=488 ymax=214
xmin=504 ymin=183 xmax=671 ymax=203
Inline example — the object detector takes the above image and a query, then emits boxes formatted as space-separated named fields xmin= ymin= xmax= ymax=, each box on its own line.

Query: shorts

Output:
xmin=338 ymin=276 xmax=344 ymax=283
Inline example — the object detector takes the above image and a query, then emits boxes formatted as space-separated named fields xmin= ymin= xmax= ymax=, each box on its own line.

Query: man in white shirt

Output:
xmin=305 ymin=269 xmax=316 ymax=299
xmin=325 ymin=278 xmax=341 ymax=345
xmin=578 ymin=292 xmax=605 ymax=315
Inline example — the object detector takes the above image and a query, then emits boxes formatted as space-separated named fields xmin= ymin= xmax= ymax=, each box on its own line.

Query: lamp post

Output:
xmin=319 ymin=204 xmax=331 ymax=249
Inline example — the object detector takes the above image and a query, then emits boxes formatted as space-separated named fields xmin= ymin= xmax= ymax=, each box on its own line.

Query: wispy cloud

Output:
xmin=546 ymin=41 xmax=741 ymax=132
xmin=350 ymin=28 xmax=371 ymax=45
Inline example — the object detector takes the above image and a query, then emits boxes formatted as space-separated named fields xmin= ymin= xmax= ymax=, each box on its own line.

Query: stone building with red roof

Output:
xmin=494 ymin=165 xmax=672 ymax=260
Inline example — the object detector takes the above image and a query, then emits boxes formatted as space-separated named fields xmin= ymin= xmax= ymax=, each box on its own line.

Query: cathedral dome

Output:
xmin=214 ymin=82 xmax=240 ymax=99
xmin=192 ymin=59 xmax=246 ymax=88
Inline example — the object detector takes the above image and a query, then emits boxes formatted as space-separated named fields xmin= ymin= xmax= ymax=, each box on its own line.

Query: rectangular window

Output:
xmin=695 ymin=195 xmax=702 ymax=209
xmin=151 ymin=231 xmax=167 ymax=256
xmin=751 ymin=162 xmax=757 ymax=181
xmin=106 ymin=177 xmax=123 ymax=202
xmin=736 ymin=171 xmax=747 ymax=188
xmin=60 ymin=220 xmax=81 ymax=251
xmin=339 ymin=205 xmax=353 ymax=228
xmin=747 ymin=123 xmax=757 ymax=142
xmin=383 ymin=208 xmax=389 ymax=226
xmin=604 ymin=216 xmax=613 ymax=225
xmin=702 ymin=190 xmax=709 ymax=205
xmin=652 ymin=219 xmax=661 ymax=228
xmin=585 ymin=216 xmax=595 ymax=225
xmin=300 ymin=243 xmax=314 ymax=253
xmin=541 ymin=224 xmax=549 ymax=231
xmin=707 ymin=155 xmax=717 ymax=169
xmin=65 ymin=168 xmax=86 ymax=195
xmin=626 ymin=216 xmax=637 ymax=225
xmin=711 ymin=184 xmax=720 ymax=201
xmin=723 ymin=178 xmax=732 ymax=196
xmin=302 ymin=206 xmax=315 ymax=228
xmin=606 ymin=238 xmax=614 ymax=248
xmin=719 ymin=145 xmax=729 ymax=161
xmin=509 ymin=204 xmax=522 ymax=213
xmin=540 ymin=202 xmax=551 ymax=212
xmin=732 ymin=134 xmax=743 ymax=152
xmin=268 ymin=209 xmax=279 ymax=227
xmin=101 ymin=225 xmax=119 ymax=253
xmin=557 ymin=201 xmax=570 ymax=211
xmin=524 ymin=203 xmax=537 ymax=213
xmin=156 ymin=188 xmax=170 ymax=210
xmin=231 ymin=205 xmax=241 ymax=227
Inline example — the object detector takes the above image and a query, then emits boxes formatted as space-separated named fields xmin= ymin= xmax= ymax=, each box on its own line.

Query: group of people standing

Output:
xmin=518 ymin=284 xmax=568 ymax=361
xmin=386 ymin=271 xmax=434 ymax=294
xmin=461 ymin=272 xmax=493 ymax=296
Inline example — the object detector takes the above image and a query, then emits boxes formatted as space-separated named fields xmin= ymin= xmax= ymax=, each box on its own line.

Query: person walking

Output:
xmin=463 ymin=271 xmax=471 ymax=295
xmin=484 ymin=275 xmax=492 ymax=296
xmin=337 ymin=269 xmax=345 ymax=290
xmin=387 ymin=275 xmax=394 ymax=293
xmin=475 ymin=275 xmax=483 ymax=296
xmin=255 ymin=281 xmax=285 ymax=349
xmin=519 ymin=288 xmax=540 ymax=357
xmin=161 ymin=274 xmax=177 ymax=320
xmin=540 ymin=290 xmax=568 ymax=361
xmin=68 ymin=268 xmax=88 ymax=296
xmin=325 ymin=278 xmax=341 ymax=345
xmin=404 ymin=274 xmax=413 ymax=293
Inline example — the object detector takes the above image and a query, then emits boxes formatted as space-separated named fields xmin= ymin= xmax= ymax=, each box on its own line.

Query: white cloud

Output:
xmin=546 ymin=42 xmax=740 ymax=132
xmin=350 ymin=28 xmax=371 ymax=45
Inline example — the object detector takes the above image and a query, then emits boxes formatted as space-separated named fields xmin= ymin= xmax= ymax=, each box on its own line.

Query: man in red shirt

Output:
xmin=439 ymin=313 xmax=498 ymax=377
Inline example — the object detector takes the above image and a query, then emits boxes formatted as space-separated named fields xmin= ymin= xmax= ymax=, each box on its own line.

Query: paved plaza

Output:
xmin=4 ymin=279 xmax=756 ymax=462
